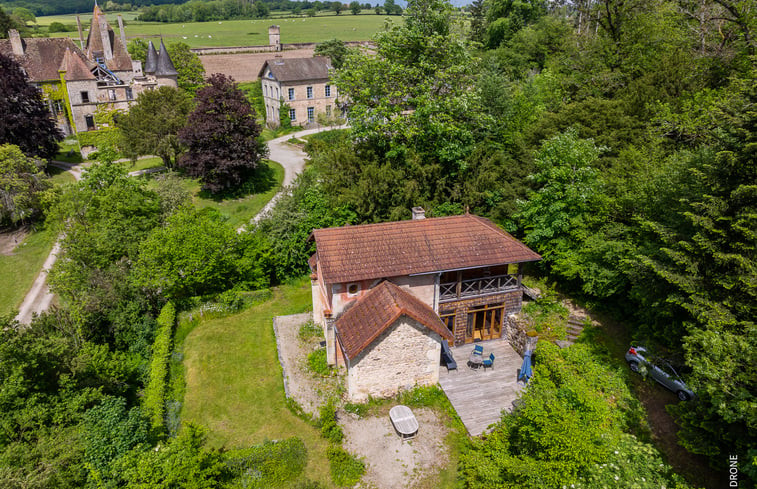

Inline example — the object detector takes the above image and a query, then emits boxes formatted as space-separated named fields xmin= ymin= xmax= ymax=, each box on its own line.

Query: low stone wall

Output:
xmin=504 ymin=313 xmax=533 ymax=356
xmin=192 ymin=40 xmax=373 ymax=56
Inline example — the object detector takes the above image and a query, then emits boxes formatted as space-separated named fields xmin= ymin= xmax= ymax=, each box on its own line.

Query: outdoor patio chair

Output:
xmin=441 ymin=341 xmax=457 ymax=372
xmin=482 ymin=353 xmax=495 ymax=370
xmin=473 ymin=344 xmax=484 ymax=356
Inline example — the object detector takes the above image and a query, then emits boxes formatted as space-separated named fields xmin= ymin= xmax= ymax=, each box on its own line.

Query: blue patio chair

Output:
xmin=482 ymin=353 xmax=495 ymax=370
xmin=473 ymin=344 xmax=484 ymax=356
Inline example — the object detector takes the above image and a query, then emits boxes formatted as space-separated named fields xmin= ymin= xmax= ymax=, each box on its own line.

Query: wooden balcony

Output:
xmin=439 ymin=274 xmax=518 ymax=303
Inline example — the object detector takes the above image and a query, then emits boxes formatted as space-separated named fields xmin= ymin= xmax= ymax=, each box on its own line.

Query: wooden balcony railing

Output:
xmin=439 ymin=274 xmax=518 ymax=302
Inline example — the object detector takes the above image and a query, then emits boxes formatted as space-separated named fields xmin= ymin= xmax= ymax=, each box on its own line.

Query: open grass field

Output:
xmin=42 ymin=14 xmax=398 ymax=48
xmin=179 ymin=278 xmax=333 ymax=486
xmin=144 ymin=159 xmax=284 ymax=229
xmin=0 ymin=226 xmax=56 ymax=316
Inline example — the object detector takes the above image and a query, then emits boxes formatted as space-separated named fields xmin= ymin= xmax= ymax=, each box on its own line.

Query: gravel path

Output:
xmin=239 ymin=124 xmax=348 ymax=231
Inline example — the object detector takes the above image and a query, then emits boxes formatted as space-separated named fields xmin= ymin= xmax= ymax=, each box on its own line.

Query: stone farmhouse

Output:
xmin=259 ymin=56 xmax=338 ymax=127
xmin=0 ymin=4 xmax=177 ymax=135
xmin=309 ymin=208 xmax=541 ymax=401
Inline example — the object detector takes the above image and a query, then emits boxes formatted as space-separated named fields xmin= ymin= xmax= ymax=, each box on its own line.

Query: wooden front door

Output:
xmin=465 ymin=304 xmax=504 ymax=343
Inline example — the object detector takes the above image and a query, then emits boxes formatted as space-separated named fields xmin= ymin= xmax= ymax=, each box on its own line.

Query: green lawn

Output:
xmin=44 ymin=14 xmax=399 ymax=48
xmin=47 ymin=164 xmax=76 ymax=185
xmin=125 ymin=156 xmax=164 ymax=172
xmin=144 ymin=159 xmax=284 ymax=228
xmin=179 ymin=278 xmax=333 ymax=486
xmin=0 ymin=226 xmax=57 ymax=316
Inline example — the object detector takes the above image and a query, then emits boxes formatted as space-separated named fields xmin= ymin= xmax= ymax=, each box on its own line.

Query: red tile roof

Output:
xmin=335 ymin=281 xmax=453 ymax=360
xmin=59 ymin=48 xmax=96 ymax=81
xmin=258 ymin=56 xmax=331 ymax=82
xmin=313 ymin=214 xmax=541 ymax=284
xmin=0 ymin=37 xmax=92 ymax=82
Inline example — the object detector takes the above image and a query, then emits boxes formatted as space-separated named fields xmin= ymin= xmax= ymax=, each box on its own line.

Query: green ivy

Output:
xmin=143 ymin=302 xmax=176 ymax=431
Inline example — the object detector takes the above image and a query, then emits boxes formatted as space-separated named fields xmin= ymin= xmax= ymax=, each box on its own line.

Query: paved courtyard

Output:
xmin=438 ymin=339 xmax=525 ymax=436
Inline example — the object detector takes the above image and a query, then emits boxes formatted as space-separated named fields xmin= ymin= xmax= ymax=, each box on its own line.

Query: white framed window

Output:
xmin=326 ymin=105 xmax=331 ymax=116
xmin=347 ymin=283 xmax=360 ymax=296
xmin=325 ymin=84 xmax=331 ymax=97
xmin=307 ymin=107 xmax=314 ymax=122
xmin=126 ymin=87 xmax=133 ymax=100
xmin=289 ymin=108 xmax=296 ymax=121
xmin=307 ymin=86 xmax=313 ymax=99
xmin=80 ymin=91 xmax=90 ymax=103
xmin=288 ymin=88 xmax=294 ymax=100
xmin=108 ymin=89 xmax=116 ymax=101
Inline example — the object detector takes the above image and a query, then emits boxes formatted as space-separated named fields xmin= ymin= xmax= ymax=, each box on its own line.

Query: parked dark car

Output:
xmin=625 ymin=345 xmax=695 ymax=401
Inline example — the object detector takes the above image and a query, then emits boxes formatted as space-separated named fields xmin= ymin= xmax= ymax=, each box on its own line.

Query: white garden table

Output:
xmin=389 ymin=405 xmax=419 ymax=441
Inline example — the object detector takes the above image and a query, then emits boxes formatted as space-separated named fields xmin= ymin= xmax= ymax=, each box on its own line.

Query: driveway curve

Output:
xmin=243 ymin=124 xmax=348 ymax=229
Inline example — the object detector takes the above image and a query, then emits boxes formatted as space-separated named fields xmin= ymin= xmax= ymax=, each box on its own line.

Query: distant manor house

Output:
xmin=0 ymin=4 xmax=177 ymax=135
xmin=259 ymin=56 xmax=338 ymax=127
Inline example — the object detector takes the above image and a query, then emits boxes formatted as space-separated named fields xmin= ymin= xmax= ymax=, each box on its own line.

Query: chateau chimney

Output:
xmin=412 ymin=207 xmax=426 ymax=220
xmin=117 ymin=15 xmax=127 ymax=48
xmin=99 ymin=16 xmax=113 ymax=60
xmin=76 ymin=15 xmax=85 ymax=49
xmin=9 ymin=30 xmax=23 ymax=56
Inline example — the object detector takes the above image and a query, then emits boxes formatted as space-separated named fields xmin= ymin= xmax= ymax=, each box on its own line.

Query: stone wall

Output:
xmin=346 ymin=316 xmax=441 ymax=402
xmin=504 ymin=313 xmax=533 ymax=356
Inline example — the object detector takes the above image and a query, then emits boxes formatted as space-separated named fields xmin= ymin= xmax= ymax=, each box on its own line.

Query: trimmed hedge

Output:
xmin=143 ymin=302 xmax=176 ymax=430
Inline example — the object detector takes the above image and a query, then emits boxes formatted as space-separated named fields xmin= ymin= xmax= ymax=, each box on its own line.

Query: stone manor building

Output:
xmin=259 ymin=56 xmax=338 ymax=127
xmin=0 ymin=3 xmax=177 ymax=135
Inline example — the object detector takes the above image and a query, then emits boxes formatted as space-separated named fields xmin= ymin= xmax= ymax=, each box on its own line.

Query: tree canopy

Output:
xmin=178 ymin=73 xmax=267 ymax=193
xmin=117 ymin=86 xmax=192 ymax=167
xmin=0 ymin=54 xmax=61 ymax=159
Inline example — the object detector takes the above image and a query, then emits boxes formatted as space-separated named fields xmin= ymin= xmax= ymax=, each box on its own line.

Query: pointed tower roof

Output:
xmin=155 ymin=39 xmax=178 ymax=76
xmin=58 ymin=47 xmax=96 ymax=80
xmin=84 ymin=3 xmax=132 ymax=71
xmin=144 ymin=40 xmax=158 ymax=74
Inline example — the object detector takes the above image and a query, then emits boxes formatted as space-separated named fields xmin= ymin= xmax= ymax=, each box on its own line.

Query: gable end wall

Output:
xmin=346 ymin=316 xmax=441 ymax=402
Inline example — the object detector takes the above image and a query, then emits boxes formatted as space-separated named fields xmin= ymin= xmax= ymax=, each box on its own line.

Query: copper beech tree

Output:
xmin=178 ymin=73 xmax=268 ymax=194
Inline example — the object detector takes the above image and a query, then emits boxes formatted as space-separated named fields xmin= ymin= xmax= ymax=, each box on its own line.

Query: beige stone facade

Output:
xmin=345 ymin=317 xmax=442 ymax=402
xmin=0 ymin=5 xmax=177 ymax=136
xmin=259 ymin=57 xmax=338 ymax=128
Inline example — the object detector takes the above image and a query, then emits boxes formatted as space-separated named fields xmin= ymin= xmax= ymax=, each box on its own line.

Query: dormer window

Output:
xmin=347 ymin=283 xmax=360 ymax=296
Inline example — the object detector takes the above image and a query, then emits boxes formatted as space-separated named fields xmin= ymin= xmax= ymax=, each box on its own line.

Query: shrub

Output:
xmin=318 ymin=400 xmax=343 ymax=443
xmin=226 ymin=438 xmax=307 ymax=488
xmin=326 ymin=445 xmax=365 ymax=487
xmin=298 ymin=320 xmax=323 ymax=341
xmin=48 ymin=21 xmax=70 ymax=32
xmin=307 ymin=348 xmax=330 ymax=376
xmin=143 ymin=302 xmax=176 ymax=430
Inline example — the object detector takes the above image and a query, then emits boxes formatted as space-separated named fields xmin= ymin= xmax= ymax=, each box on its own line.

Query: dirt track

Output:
xmin=199 ymin=48 xmax=315 ymax=82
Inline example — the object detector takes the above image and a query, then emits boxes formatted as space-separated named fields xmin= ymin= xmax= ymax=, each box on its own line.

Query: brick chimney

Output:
xmin=412 ymin=207 xmax=426 ymax=220
xmin=9 ymin=29 xmax=24 ymax=56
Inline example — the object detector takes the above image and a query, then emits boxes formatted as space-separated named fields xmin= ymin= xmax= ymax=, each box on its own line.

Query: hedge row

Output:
xmin=226 ymin=438 xmax=307 ymax=488
xmin=143 ymin=302 xmax=176 ymax=430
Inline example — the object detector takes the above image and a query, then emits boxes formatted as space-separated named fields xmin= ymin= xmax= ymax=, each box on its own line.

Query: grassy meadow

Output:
xmin=40 ymin=13 xmax=398 ymax=48
xmin=178 ymin=278 xmax=333 ymax=485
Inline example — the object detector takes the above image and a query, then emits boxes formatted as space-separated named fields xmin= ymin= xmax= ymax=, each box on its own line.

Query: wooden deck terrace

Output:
xmin=438 ymin=339 xmax=525 ymax=436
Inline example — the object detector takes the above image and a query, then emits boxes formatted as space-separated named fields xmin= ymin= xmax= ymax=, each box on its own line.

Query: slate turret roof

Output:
xmin=155 ymin=39 xmax=178 ymax=76
xmin=144 ymin=40 xmax=158 ymax=74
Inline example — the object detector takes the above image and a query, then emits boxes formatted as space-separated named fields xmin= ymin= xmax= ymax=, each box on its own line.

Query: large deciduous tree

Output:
xmin=117 ymin=86 xmax=192 ymax=168
xmin=0 ymin=144 xmax=50 ymax=226
xmin=0 ymin=54 xmax=62 ymax=159
xmin=177 ymin=73 xmax=267 ymax=194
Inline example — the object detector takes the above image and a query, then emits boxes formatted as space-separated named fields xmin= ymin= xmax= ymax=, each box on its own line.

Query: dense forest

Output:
xmin=0 ymin=0 xmax=754 ymax=485
xmin=263 ymin=0 xmax=756 ymax=484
